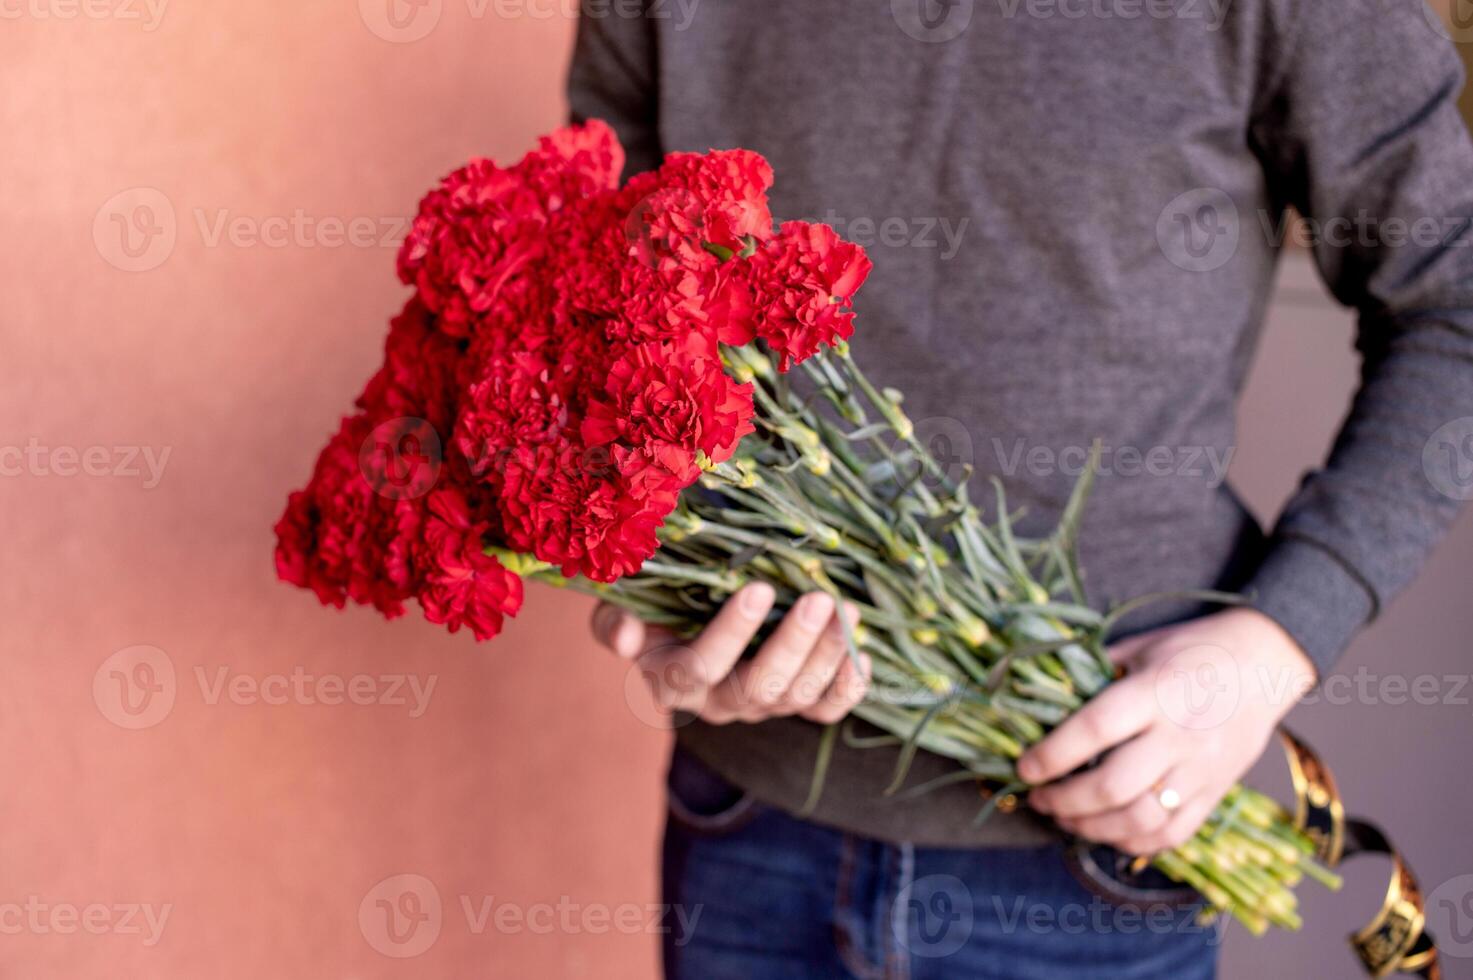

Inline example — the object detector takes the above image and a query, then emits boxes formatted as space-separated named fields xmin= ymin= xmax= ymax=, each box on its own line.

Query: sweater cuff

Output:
xmin=1244 ymin=536 xmax=1377 ymax=682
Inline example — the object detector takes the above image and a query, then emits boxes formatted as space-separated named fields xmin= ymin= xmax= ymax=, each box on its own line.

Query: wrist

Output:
xmin=1230 ymin=607 xmax=1316 ymax=717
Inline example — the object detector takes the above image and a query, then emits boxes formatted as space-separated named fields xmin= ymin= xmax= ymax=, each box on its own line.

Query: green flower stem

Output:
xmin=530 ymin=338 xmax=1335 ymax=931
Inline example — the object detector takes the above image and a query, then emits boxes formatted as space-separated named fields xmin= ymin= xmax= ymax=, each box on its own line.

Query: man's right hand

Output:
xmin=590 ymin=583 xmax=872 ymax=725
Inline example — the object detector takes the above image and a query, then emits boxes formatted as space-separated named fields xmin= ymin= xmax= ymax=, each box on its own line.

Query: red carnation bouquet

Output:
xmin=276 ymin=122 xmax=1341 ymax=934
xmin=277 ymin=122 xmax=866 ymax=635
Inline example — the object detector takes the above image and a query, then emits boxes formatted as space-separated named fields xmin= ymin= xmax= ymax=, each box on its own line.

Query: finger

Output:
xmin=1118 ymin=789 xmax=1220 ymax=858
xmin=702 ymin=660 xmax=766 ymax=723
xmin=1029 ymin=728 xmax=1178 ymax=819
xmin=590 ymin=603 xmax=645 ymax=659
xmin=1104 ymin=628 xmax=1161 ymax=668
xmin=681 ymin=581 xmax=776 ymax=681
xmin=739 ymin=592 xmax=836 ymax=707
xmin=1016 ymin=675 xmax=1157 ymax=784
xmin=784 ymin=603 xmax=858 ymax=709
xmin=695 ymin=683 xmax=744 ymax=725
xmin=1058 ymin=789 xmax=1173 ymax=847
xmin=638 ymin=584 xmax=774 ymax=714
xmin=800 ymin=651 xmax=872 ymax=725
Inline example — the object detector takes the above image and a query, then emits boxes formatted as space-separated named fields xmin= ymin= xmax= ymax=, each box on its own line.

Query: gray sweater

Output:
xmin=567 ymin=0 xmax=1473 ymax=846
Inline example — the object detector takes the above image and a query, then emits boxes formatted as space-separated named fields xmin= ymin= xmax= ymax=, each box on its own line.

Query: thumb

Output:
xmin=590 ymin=602 xmax=646 ymax=659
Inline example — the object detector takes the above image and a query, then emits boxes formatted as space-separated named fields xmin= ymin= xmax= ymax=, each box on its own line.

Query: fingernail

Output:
xmin=738 ymin=582 xmax=774 ymax=619
xmin=799 ymin=592 xmax=834 ymax=630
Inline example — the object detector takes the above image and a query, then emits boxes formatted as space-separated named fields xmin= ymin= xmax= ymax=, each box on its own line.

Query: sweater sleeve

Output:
xmin=566 ymin=0 xmax=663 ymax=178
xmin=1244 ymin=0 xmax=1473 ymax=677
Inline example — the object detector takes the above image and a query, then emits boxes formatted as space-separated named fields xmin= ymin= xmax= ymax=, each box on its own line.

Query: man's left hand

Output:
xmin=1017 ymin=607 xmax=1317 ymax=856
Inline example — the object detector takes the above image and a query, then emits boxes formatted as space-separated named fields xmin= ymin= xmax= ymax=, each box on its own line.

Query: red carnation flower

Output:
xmin=397 ymin=158 xmax=549 ymax=337
xmin=274 ymin=415 xmax=422 ymax=618
xmin=416 ymin=488 xmax=524 ymax=640
xmin=581 ymin=334 xmax=755 ymax=467
xmin=496 ymin=442 xmax=688 ymax=582
xmin=747 ymin=222 xmax=873 ymax=371
xmin=647 ymin=150 xmax=776 ymax=252
xmin=525 ymin=119 xmax=625 ymax=206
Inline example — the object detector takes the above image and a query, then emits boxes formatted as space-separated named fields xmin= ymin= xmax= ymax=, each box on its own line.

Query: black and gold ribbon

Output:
xmin=1278 ymin=728 xmax=1441 ymax=979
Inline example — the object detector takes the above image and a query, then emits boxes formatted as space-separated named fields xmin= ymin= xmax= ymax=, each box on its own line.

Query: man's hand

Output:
xmin=1018 ymin=607 xmax=1316 ymax=856
xmin=590 ymin=583 xmax=872 ymax=725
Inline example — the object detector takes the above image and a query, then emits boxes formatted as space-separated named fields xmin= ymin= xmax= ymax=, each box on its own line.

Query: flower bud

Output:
xmin=920 ymin=672 xmax=954 ymax=695
xmin=956 ymin=615 xmax=991 ymax=648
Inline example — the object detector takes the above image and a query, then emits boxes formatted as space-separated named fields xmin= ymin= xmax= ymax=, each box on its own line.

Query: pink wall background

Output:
xmin=2 ymin=2 xmax=1470 ymax=978
xmin=4 ymin=4 xmax=668 ymax=978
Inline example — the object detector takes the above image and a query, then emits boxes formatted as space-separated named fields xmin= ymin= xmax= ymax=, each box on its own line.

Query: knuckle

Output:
xmin=759 ymin=632 xmax=807 ymax=669
xmin=1029 ymin=746 xmax=1062 ymax=779
xmin=699 ymin=704 xmax=735 ymax=725
xmin=1046 ymin=790 xmax=1082 ymax=818
xmin=1125 ymin=810 xmax=1157 ymax=836
xmin=715 ymin=673 xmax=754 ymax=711
xmin=768 ymin=700 xmax=801 ymax=719
xmin=1134 ymin=801 xmax=1169 ymax=834
xmin=1162 ymin=825 xmax=1194 ymax=851
xmin=1067 ymin=815 xmax=1098 ymax=839
xmin=1079 ymin=711 xmax=1111 ymax=744
xmin=1097 ymin=773 xmax=1134 ymax=808
xmin=740 ymin=671 xmax=789 ymax=711
xmin=786 ymin=674 xmax=822 ymax=707
xmin=732 ymin=698 xmax=771 ymax=723
xmin=803 ymin=703 xmax=845 ymax=725
xmin=752 ymin=675 xmax=789 ymax=705
xmin=730 ymin=660 xmax=776 ymax=705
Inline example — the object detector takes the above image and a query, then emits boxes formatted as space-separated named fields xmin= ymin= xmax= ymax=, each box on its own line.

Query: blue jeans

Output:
xmin=661 ymin=747 xmax=1220 ymax=980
